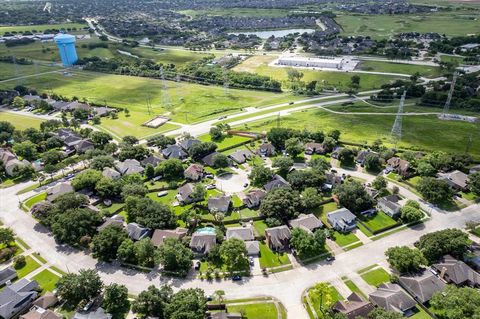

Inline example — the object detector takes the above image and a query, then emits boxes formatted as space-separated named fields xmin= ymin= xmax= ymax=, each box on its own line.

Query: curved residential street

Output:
xmin=1 ymin=167 xmax=478 ymax=319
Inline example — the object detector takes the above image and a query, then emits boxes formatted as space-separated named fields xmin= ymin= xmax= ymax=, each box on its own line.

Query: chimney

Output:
xmin=439 ymin=267 xmax=447 ymax=279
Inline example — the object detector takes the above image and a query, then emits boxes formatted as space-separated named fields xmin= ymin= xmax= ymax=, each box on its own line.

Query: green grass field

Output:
xmin=16 ymin=255 xmax=41 ymax=278
xmin=360 ymin=212 xmax=398 ymax=233
xmin=0 ymin=112 xmax=45 ymax=130
xmin=258 ymin=242 xmax=291 ymax=268
xmin=24 ymin=192 xmax=46 ymax=209
xmin=360 ymin=268 xmax=391 ymax=287
xmin=236 ymin=106 xmax=480 ymax=156
xmin=0 ymin=23 xmax=87 ymax=34
xmin=199 ymin=134 xmax=252 ymax=150
xmin=33 ymin=269 xmax=61 ymax=294
xmin=343 ymin=279 xmax=367 ymax=299
xmin=331 ymin=231 xmax=360 ymax=247
xmin=335 ymin=11 xmax=480 ymax=39
xmin=234 ymin=55 xmax=404 ymax=90
xmin=358 ymin=61 xmax=443 ymax=78
xmin=227 ymin=303 xmax=279 ymax=319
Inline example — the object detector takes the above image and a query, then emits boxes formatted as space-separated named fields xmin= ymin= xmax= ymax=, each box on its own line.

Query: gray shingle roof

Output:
xmin=0 ymin=267 xmax=17 ymax=286
xmin=127 ymin=223 xmax=151 ymax=241
xmin=369 ymin=283 xmax=416 ymax=314
xmin=226 ymin=226 xmax=254 ymax=241
xmin=333 ymin=293 xmax=374 ymax=319
xmin=0 ymin=279 xmax=39 ymax=319
xmin=399 ymin=270 xmax=445 ymax=304
xmin=161 ymin=145 xmax=187 ymax=159
xmin=264 ymin=175 xmax=290 ymax=192
xmin=208 ymin=195 xmax=231 ymax=213
xmin=432 ymin=255 xmax=480 ymax=286
xmin=229 ymin=149 xmax=253 ymax=164
xmin=265 ymin=225 xmax=291 ymax=250
xmin=46 ymin=182 xmax=74 ymax=202
xmin=190 ymin=233 xmax=217 ymax=254
xmin=289 ymin=214 xmax=323 ymax=232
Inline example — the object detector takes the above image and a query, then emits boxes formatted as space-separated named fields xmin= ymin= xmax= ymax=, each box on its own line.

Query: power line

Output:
xmin=391 ymin=90 xmax=406 ymax=145
xmin=442 ymin=71 xmax=458 ymax=116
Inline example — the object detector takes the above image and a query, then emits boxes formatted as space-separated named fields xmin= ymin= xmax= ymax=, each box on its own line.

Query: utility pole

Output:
xmin=442 ymin=71 xmax=458 ymax=116
xmin=391 ymin=90 xmax=406 ymax=146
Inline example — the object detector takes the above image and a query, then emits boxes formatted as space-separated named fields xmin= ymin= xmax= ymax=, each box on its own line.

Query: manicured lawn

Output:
xmin=460 ymin=191 xmax=478 ymax=201
xmin=235 ymin=106 xmax=480 ymax=156
xmin=227 ymin=303 xmax=279 ymax=319
xmin=198 ymin=134 xmax=252 ymax=151
xmin=258 ymin=242 xmax=290 ymax=269
xmin=360 ymin=268 xmax=391 ymax=287
xmin=33 ymin=269 xmax=61 ymax=294
xmin=239 ymin=208 xmax=259 ymax=218
xmin=471 ymin=227 xmax=480 ymax=238
xmin=24 ymin=192 xmax=47 ymax=209
xmin=308 ymin=285 xmax=343 ymax=319
xmin=360 ymin=211 xmax=398 ymax=233
xmin=358 ymin=61 xmax=442 ymax=78
xmin=16 ymin=255 xmax=41 ymax=278
xmin=344 ymin=279 xmax=367 ymax=299
xmin=411 ymin=306 xmax=433 ymax=319
xmin=312 ymin=201 xmax=338 ymax=227
xmin=331 ymin=231 xmax=360 ymax=247
xmin=253 ymin=220 xmax=268 ymax=236
xmin=0 ymin=112 xmax=45 ymax=130
xmin=96 ymin=202 xmax=125 ymax=216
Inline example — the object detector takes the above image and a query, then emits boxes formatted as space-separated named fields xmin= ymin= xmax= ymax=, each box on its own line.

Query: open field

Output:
xmin=0 ymin=23 xmax=87 ymax=34
xmin=128 ymin=47 xmax=213 ymax=67
xmin=358 ymin=61 xmax=443 ymax=77
xmin=235 ymin=106 xmax=480 ymax=156
xmin=335 ymin=11 xmax=480 ymax=39
xmin=233 ymin=55 xmax=404 ymax=90
xmin=0 ymin=111 xmax=45 ymax=130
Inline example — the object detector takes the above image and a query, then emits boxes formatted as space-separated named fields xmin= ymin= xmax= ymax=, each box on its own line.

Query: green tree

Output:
xmin=287 ymin=169 xmax=326 ymax=191
xmin=0 ymin=228 xmax=15 ymax=246
xmin=385 ymin=246 xmax=427 ymax=274
xmin=155 ymin=158 xmax=184 ymax=180
xmin=92 ymin=225 xmax=128 ymax=262
xmin=91 ymin=131 xmax=113 ymax=147
xmin=13 ymin=140 xmax=38 ymax=161
xmin=416 ymin=228 xmax=470 ymax=263
xmin=290 ymin=228 xmax=326 ymax=259
xmin=165 ymin=288 xmax=207 ymax=319
xmin=147 ymin=135 xmax=175 ymax=149
xmin=337 ymin=148 xmax=354 ymax=165
xmin=212 ymin=153 xmax=229 ymax=168
xmin=209 ymin=127 xmax=223 ymax=141
xmin=72 ymin=169 xmax=103 ymax=190
xmin=42 ymin=150 xmax=64 ymax=165
xmin=469 ymin=172 xmax=480 ymax=196
xmin=103 ymin=283 xmax=131 ymax=318
xmin=157 ymin=238 xmax=193 ymax=277
xmin=90 ymin=155 xmax=115 ymax=170
xmin=368 ymin=308 xmax=404 ymax=319
xmin=122 ymin=135 xmax=139 ymax=146
xmin=12 ymin=96 xmax=25 ymax=109
xmin=134 ymin=238 xmax=158 ymax=267
xmin=400 ymin=205 xmax=423 ymax=223
xmin=56 ymin=269 xmax=103 ymax=306
xmin=219 ymin=238 xmax=249 ymax=274
xmin=417 ymin=177 xmax=454 ymax=204
xmin=117 ymin=239 xmax=136 ymax=264
xmin=287 ymin=68 xmax=304 ymax=82
xmin=285 ymin=137 xmax=303 ymax=158
xmin=189 ymin=142 xmax=217 ymax=161
xmin=121 ymin=183 xmax=148 ymax=199
xmin=132 ymin=285 xmax=173 ymax=318
xmin=249 ymin=165 xmax=274 ymax=187
xmin=51 ymin=208 xmax=102 ymax=246
xmin=125 ymin=197 xmax=177 ymax=229
xmin=95 ymin=177 xmax=119 ymax=199
xmin=272 ymin=157 xmax=294 ymax=176
xmin=190 ymin=184 xmax=206 ymax=203
xmin=145 ymin=163 xmax=155 ymax=180
xmin=333 ymin=180 xmax=375 ymax=213
xmin=430 ymin=285 xmax=480 ymax=319
xmin=301 ymin=187 xmax=323 ymax=209
xmin=260 ymin=187 xmax=304 ymax=226
xmin=364 ymin=153 xmax=382 ymax=172
xmin=372 ymin=176 xmax=388 ymax=191
xmin=308 ymin=157 xmax=331 ymax=172
xmin=416 ymin=161 xmax=436 ymax=177
xmin=310 ymin=283 xmax=335 ymax=315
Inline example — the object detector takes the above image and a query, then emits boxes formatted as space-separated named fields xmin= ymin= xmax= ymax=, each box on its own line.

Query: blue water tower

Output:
xmin=54 ymin=33 xmax=78 ymax=67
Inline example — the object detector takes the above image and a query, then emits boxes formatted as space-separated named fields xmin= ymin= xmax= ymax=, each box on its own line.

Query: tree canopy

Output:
xmin=333 ymin=179 xmax=375 ymax=213
xmin=157 ymin=238 xmax=193 ymax=277
xmin=385 ymin=246 xmax=427 ymax=274
xmin=260 ymin=187 xmax=304 ymax=226
xmin=415 ymin=229 xmax=470 ymax=263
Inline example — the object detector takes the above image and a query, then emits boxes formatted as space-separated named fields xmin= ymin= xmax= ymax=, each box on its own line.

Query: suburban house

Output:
xmin=179 ymin=139 xmax=201 ymax=152
xmin=0 ymin=148 xmax=31 ymax=176
xmin=74 ymin=139 xmax=95 ymax=154
xmin=190 ymin=232 xmax=217 ymax=255
xmin=73 ymin=307 xmax=112 ymax=319
xmin=184 ymin=164 xmax=204 ymax=181
xmin=177 ymin=183 xmax=197 ymax=204
xmin=0 ymin=266 xmax=17 ymax=286
xmin=333 ymin=293 xmax=374 ymax=319
xmin=245 ymin=240 xmax=260 ymax=256
xmin=265 ymin=226 xmax=291 ymax=251
xmin=432 ymin=255 xmax=480 ymax=287
xmin=304 ymin=142 xmax=325 ymax=155
xmin=211 ymin=312 xmax=242 ymax=319
xmin=257 ymin=143 xmax=276 ymax=157
xmin=46 ymin=182 xmax=74 ymax=202
xmin=377 ymin=195 xmax=402 ymax=218
xmin=208 ymin=195 xmax=232 ymax=213
xmin=229 ymin=149 xmax=253 ymax=164
xmin=387 ymin=157 xmax=413 ymax=178
xmin=398 ymin=270 xmax=445 ymax=304
xmin=226 ymin=225 xmax=255 ymax=241
xmin=127 ymin=223 xmax=151 ymax=241
xmin=0 ymin=279 xmax=39 ymax=319
xmin=115 ymin=159 xmax=145 ymax=175
xmin=33 ymin=292 xmax=58 ymax=309
xmin=20 ymin=308 xmax=62 ymax=319
xmin=92 ymin=106 xmax=114 ymax=117
xmin=264 ymin=175 xmax=290 ymax=192
xmin=331 ymin=147 xmax=344 ymax=159
xmin=97 ymin=216 xmax=125 ymax=232
xmin=102 ymin=167 xmax=121 ymax=180
xmin=162 ymin=145 xmax=187 ymax=160
xmin=369 ymin=283 xmax=416 ymax=316
xmin=202 ymin=152 xmax=225 ymax=167
xmin=242 ymin=189 xmax=266 ymax=208
xmin=288 ymin=214 xmax=323 ymax=233
xmin=356 ymin=150 xmax=375 ymax=166
xmin=140 ymin=155 xmax=163 ymax=167
xmin=151 ymin=227 xmax=188 ymax=247
xmin=65 ymin=101 xmax=90 ymax=112
xmin=437 ymin=170 xmax=469 ymax=191
xmin=327 ymin=208 xmax=357 ymax=232
xmin=324 ymin=173 xmax=343 ymax=190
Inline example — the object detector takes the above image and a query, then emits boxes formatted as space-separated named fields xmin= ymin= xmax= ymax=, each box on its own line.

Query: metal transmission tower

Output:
xmin=442 ymin=71 xmax=458 ymax=116
xmin=160 ymin=67 xmax=172 ymax=112
xmin=391 ymin=91 xmax=407 ymax=144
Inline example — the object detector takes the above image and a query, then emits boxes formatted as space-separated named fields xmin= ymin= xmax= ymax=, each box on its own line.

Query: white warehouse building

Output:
xmin=276 ymin=56 xmax=358 ymax=71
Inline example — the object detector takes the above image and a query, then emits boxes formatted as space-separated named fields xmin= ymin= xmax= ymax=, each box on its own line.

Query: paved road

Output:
xmin=1 ymin=166 xmax=478 ymax=319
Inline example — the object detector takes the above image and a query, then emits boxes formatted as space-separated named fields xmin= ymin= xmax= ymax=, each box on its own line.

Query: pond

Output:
xmin=230 ymin=28 xmax=316 ymax=39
